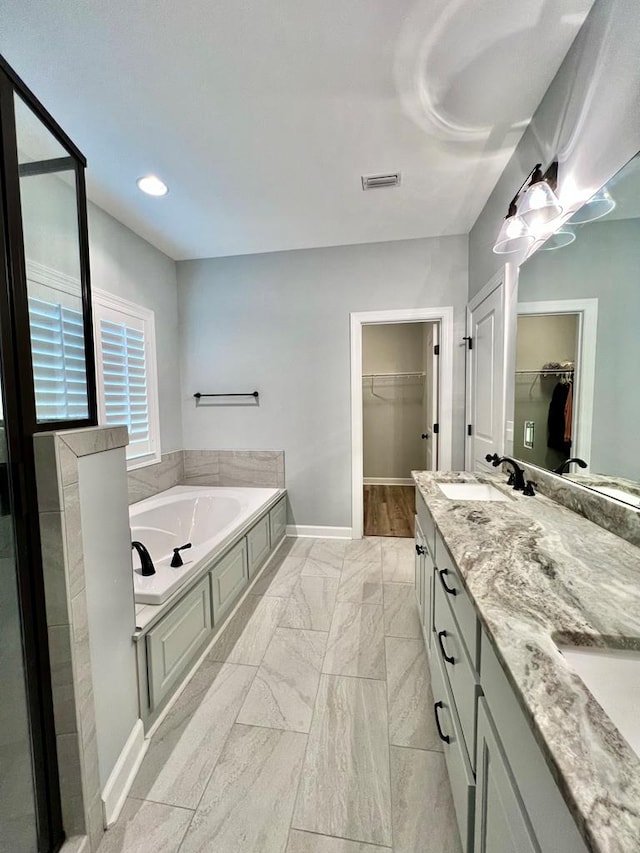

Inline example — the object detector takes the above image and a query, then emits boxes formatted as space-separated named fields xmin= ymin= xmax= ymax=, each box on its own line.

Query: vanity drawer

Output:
xmin=429 ymin=640 xmax=475 ymax=853
xmin=435 ymin=531 xmax=479 ymax=671
xmin=269 ymin=497 xmax=287 ymax=546
xmin=146 ymin=576 xmax=212 ymax=709
xmin=211 ymin=539 xmax=249 ymax=621
xmin=434 ymin=571 xmax=480 ymax=766
xmin=415 ymin=490 xmax=436 ymax=558
xmin=247 ymin=513 xmax=271 ymax=579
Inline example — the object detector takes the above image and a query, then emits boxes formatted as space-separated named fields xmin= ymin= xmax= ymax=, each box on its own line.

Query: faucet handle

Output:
xmin=523 ymin=480 xmax=537 ymax=497
xmin=171 ymin=543 xmax=192 ymax=568
xmin=485 ymin=453 xmax=500 ymax=466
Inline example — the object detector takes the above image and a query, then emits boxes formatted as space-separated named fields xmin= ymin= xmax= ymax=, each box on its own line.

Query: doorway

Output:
xmin=350 ymin=307 xmax=454 ymax=539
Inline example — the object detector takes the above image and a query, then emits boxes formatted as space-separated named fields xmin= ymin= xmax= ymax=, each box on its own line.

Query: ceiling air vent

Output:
xmin=361 ymin=172 xmax=401 ymax=190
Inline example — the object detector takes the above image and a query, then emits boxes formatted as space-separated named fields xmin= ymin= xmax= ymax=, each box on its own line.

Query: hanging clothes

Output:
xmin=548 ymin=382 xmax=571 ymax=453
xmin=564 ymin=382 xmax=573 ymax=445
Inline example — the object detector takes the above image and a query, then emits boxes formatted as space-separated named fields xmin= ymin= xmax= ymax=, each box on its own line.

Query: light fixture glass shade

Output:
xmin=517 ymin=180 xmax=562 ymax=227
xmin=541 ymin=225 xmax=576 ymax=251
xmin=137 ymin=174 xmax=169 ymax=196
xmin=568 ymin=187 xmax=615 ymax=224
xmin=492 ymin=215 xmax=534 ymax=254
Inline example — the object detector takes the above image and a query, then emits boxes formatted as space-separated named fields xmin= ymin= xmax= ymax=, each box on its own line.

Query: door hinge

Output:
xmin=433 ymin=423 xmax=439 ymax=434
xmin=467 ymin=424 xmax=473 ymax=436
xmin=433 ymin=344 xmax=440 ymax=356
xmin=463 ymin=336 xmax=473 ymax=350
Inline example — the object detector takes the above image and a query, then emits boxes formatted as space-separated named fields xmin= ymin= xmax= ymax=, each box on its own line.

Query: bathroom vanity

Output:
xmin=413 ymin=470 xmax=640 ymax=853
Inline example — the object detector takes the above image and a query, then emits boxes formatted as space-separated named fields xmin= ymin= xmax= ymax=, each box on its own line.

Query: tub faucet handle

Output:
xmin=171 ymin=543 xmax=192 ymax=568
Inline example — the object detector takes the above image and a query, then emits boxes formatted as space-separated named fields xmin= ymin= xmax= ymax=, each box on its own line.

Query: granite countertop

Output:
xmin=412 ymin=469 xmax=640 ymax=853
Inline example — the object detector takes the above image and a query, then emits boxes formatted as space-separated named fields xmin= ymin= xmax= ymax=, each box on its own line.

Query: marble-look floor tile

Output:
xmin=252 ymin=556 xmax=305 ymax=597
xmin=97 ymin=798 xmax=193 ymax=853
xmin=279 ymin=576 xmax=339 ymax=631
xmin=337 ymin=560 xmax=383 ymax=605
xmin=129 ymin=662 xmax=256 ymax=808
xmin=237 ymin=628 xmax=327 ymax=733
xmin=180 ymin=724 xmax=306 ymax=853
xmin=286 ymin=830 xmax=389 ymax=852
xmin=344 ymin=538 xmax=382 ymax=563
xmin=292 ymin=675 xmax=392 ymax=847
xmin=382 ymin=543 xmax=414 ymax=584
xmin=322 ymin=602 xmax=385 ymax=679
xmin=383 ymin=584 xmax=421 ymax=638
xmin=285 ymin=537 xmax=316 ymax=557
xmin=208 ymin=595 xmax=287 ymax=666
xmin=300 ymin=540 xmax=346 ymax=579
xmin=391 ymin=746 xmax=462 ymax=853
xmin=385 ymin=636 xmax=441 ymax=750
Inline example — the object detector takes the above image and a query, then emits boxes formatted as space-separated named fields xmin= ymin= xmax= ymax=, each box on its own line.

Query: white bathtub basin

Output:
xmin=437 ymin=483 xmax=510 ymax=502
xmin=130 ymin=485 xmax=282 ymax=605
xmin=559 ymin=645 xmax=640 ymax=760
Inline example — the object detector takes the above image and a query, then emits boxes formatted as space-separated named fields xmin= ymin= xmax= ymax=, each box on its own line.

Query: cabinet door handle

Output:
xmin=438 ymin=568 xmax=457 ymax=596
xmin=415 ymin=544 xmax=425 ymax=556
xmin=434 ymin=701 xmax=451 ymax=744
xmin=437 ymin=630 xmax=455 ymax=665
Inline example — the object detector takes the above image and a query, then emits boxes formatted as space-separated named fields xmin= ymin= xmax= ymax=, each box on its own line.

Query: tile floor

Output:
xmin=98 ymin=537 xmax=462 ymax=853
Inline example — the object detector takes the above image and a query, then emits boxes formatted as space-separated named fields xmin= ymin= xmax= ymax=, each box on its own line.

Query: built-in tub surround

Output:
xmin=131 ymin=486 xmax=283 ymax=604
xmin=126 ymin=449 xmax=284 ymax=504
xmin=413 ymin=469 xmax=640 ymax=852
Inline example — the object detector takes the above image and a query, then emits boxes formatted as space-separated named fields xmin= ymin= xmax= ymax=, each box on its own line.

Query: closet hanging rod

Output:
xmin=361 ymin=371 xmax=425 ymax=378
xmin=194 ymin=391 xmax=259 ymax=399
xmin=515 ymin=369 xmax=574 ymax=376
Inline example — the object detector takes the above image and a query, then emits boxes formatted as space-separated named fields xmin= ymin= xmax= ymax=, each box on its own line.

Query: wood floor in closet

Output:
xmin=363 ymin=484 xmax=415 ymax=538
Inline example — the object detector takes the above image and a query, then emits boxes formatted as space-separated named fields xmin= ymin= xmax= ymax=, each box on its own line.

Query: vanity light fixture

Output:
xmin=567 ymin=186 xmax=615 ymax=224
xmin=541 ymin=224 xmax=576 ymax=251
xmin=493 ymin=161 xmax=562 ymax=254
xmin=136 ymin=174 xmax=169 ymax=197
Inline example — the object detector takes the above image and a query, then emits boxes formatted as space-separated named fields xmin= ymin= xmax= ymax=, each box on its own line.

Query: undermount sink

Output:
xmin=558 ymin=645 xmax=640 ymax=760
xmin=437 ymin=482 xmax=510 ymax=502
xmin=591 ymin=486 xmax=640 ymax=508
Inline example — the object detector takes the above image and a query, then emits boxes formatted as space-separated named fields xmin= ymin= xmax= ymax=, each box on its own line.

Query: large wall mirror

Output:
xmin=512 ymin=151 xmax=640 ymax=509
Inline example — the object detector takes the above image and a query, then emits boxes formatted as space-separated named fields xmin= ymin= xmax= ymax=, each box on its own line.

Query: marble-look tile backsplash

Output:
xmin=128 ymin=449 xmax=285 ymax=504
xmin=127 ymin=451 xmax=184 ymax=504
xmin=184 ymin=449 xmax=285 ymax=489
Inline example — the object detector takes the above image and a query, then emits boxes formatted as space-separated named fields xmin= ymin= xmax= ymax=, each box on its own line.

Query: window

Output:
xmin=93 ymin=290 xmax=160 ymax=468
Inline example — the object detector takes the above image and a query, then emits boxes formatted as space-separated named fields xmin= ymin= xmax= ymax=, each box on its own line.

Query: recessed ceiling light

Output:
xmin=136 ymin=175 xmax=168 ymax=197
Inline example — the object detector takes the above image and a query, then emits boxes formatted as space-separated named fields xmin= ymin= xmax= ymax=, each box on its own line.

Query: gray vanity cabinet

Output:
xmin=474 ymin=698 xmax=538 ymax=853
xmin=415 ymin=517 xmax=425 ymax=624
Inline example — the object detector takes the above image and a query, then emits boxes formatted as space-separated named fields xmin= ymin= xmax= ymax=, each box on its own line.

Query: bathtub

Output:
xmin=130 ymin=485 xmax=283 ymax=605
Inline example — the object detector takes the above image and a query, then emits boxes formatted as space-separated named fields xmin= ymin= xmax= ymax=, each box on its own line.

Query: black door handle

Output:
xmin=434 ymin=701 xmax=451 ymax=744
xmin=421 ymin=433 xmax=429 ymax=439
xmin=415 ymin=544 xmax=425 ymax=556
xmin=438 ymin=568 xmax=457 ymax=596
xmin=438 ymin=630 xmax=455 ymax=665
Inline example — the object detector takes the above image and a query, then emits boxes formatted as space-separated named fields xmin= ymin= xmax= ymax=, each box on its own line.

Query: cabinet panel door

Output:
xmin=211 ymin=539 xmax=249 ymax=622
xmin=475 ymin=698 xmax=539 ymax=853
xmin=247 ymin=514 xmax=271 ymax=579
xmin=415 ymin=517 xmax=425 ymax=622
xmin=269 ymin=497 xmax=287 ymax=546
xmin=146 ymin=576 xmax=212 ymax=709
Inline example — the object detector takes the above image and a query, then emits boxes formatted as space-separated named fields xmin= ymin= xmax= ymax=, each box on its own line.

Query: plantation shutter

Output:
xmin=28 ymin=297 xmax=89 ymax=421
xmin=98 ymin=317 xmax=152 ymax=459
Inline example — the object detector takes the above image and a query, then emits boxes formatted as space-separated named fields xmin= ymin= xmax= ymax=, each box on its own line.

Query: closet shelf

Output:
xmin=362 ymin=371 xmax=425 ymax=379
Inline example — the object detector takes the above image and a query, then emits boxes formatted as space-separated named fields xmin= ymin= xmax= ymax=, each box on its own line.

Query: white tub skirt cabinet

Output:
xmin=136 ymin=493 xmax=287 ymax=728
xmin=414 ymin=489 xmax=588 ymax=853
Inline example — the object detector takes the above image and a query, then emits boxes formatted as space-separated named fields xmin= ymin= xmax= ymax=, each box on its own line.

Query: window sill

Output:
xmin=127 ymin=450 xmax=162 ymax=472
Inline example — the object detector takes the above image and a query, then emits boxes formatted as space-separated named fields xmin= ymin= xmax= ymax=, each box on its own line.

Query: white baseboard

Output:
xmin=363 ymin=477 xmax=415 ymax=486
xmin=286 ymin=525 xmax=352 ymax=539
xmin=102 ymin=719 xmax=148 ymax=827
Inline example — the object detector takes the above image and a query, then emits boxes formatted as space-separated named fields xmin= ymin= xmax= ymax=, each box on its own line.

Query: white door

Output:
xmin=422 ymin=323 xmax=439 ymax=470
xmin=468 ymin=283 xmax=504 ymax=470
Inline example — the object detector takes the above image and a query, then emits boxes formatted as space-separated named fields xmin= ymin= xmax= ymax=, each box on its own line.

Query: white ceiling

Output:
xmin=1 ymin=0 xmax=594 ymax=260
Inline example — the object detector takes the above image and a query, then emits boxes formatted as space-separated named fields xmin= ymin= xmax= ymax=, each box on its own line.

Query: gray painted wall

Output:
xmin=177 ymin=236 xmax=468 ymax=528
xmin=88 ymin=203 xmax=183 ymax=453
xmin=518 ymin=217 xmax=640 ymax=481
xmin=468 ymin=0 xmax=640 ymax=297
